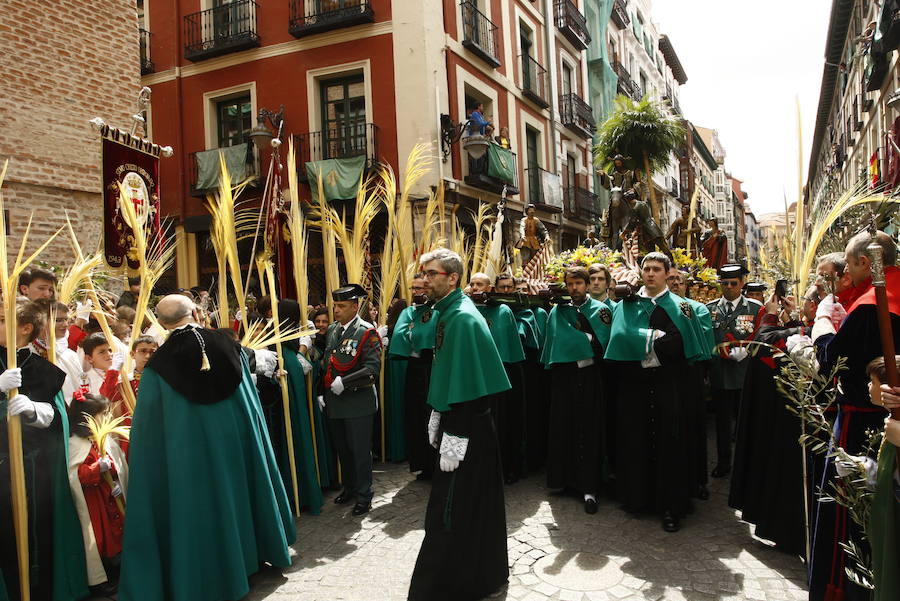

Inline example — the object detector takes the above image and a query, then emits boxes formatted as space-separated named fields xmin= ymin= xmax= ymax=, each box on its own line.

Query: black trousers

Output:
xmin=328 ymin=414 xmax=374 ymax=502
xmin=713 ymin=388 xmax=741 ymax=466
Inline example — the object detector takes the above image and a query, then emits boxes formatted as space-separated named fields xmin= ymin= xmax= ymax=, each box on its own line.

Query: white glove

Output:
xmin=427 ymin=410 xmax=441 ymax=448
xmin=7 ymin=394 xmax=35 ymax=420
xmin=0 ymin=368 xmax=22 ymax=393
xmin=110 ymin=353 xmax=124 ymax=371
xmin=439 ymin=455 xmax=460 ymax=472
xmin=253 ymin=349 xmax=278 ymax=378
xmin=297 ymin=354 xmax=313 ymax=375
xmin=786 ymin=334 xmax=812 ymax=353
xmin=728 ymin=347 xmax=749 ymax=362
xmin=76 ymin=300 xmax=93 ymax=321
xmin=234 ymin=310 xmax=242 ymax=323
xmin=317 ymin=395 xmax=325 ymax=411
xmin=585 ymin=332 xmax=593 ymax=343
xmin=816 ymin=294 xmax=847 ymax=328
xmin=330 ymin=376 xmax=344 ymax=395
xmin=111 ymin=483 xmax=123 ymax=498
xmin=98 ymin=456 xmax=113 ymax=473
xmin=834 ymin=454 xmax=878 ymax=488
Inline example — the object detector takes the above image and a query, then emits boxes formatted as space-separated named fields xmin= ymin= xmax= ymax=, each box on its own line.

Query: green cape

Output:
xmin=282 ymin=348 xmax=325 ymax=514
xmin=686 ymin=298 xmax=716 ymax=361
xmin=389 ymin=304 xmax=438 ymax=358
xmin=308 ymin=354 xmax=336 ymax=488
xmin=119 ymin=361 xmax=295 ymax=601
xmin=427 ymin=288 xmax=511 ymax=412
xmin=604 ymin=290 xmax=706 ymax=363
xmin=870 ymin=442 xmax=900 ymax=601
xmin=476 ymin=303 xmax=526 ymax=363
xmin=0 ymin=391 xmax=89 ymax=601
xmin=541 ymin=297 xmax=613 ymax=365
xmin=514 ymin=308 xmax=543 ymax=351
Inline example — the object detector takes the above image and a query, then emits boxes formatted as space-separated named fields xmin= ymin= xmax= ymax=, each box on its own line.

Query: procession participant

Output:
xmin=30 ymin=299 xmax=82 ymax=403
xmin=588 ymin=263 xmax=614 ymax=306
xmin=118 ymin=294 xmax=295 ymax=601
xmin=469 ymin=272 xmax=526 ymax=484
xmin=743 ymin=281 xmax=767 ymax=304
xmin=384 ymin=297 xmax=409 ymax=461
xmin=304 ymin=306 xmax=336 ymax=488
xmin=115 ymin=277 xmax=141 ymax=310
xmin=605 ymin=252 xmax=706 ymax=532
xmin=390 ymin=275 xmax=438 ymax=480
xmin=269 ymin=299 xmax=325 ymax=515
xmin=667 ymin=268 xmax=714 ymax=500
xmin=80 ymin=333 xmax=124 ymax=398
xmin=18 ymin=267 xmax=57 ymax=301
xmin=514 ymin=278 xmax=530 ymax=294
xmin=408 ymin=248 xmax=510 ymax=601
xmin=729 ymin=290 xmax=816 ymax=557
xmin=66 ymin=391 xmax=129 ymax=597
xmin=541 ymin=266 xmax=611 ymax=513
xmin=807 ymin=230 xmax=899 ymax=601
xmin=494 ymin=272 xmax=515 ymax=294
xmin=318 ymin=284 xmax=382 ymax=516
xmin=1 ymin=300 xmax=88 ymax=601
xmin=816 ymin=251 xmax=855 ymax=303
xmin=706 ymin=263 xmax=762 ymax=478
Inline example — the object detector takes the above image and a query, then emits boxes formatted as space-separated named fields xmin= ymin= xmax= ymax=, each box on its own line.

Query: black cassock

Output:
xmin=522 ymin=345 xmax=549 ymax=471
xmin=407 ymin=396 xmax=507 ymax=601
xmin=679 ymin=360 xmax=708 ymax=498
xmin=612 ymin=305 xmax=692 ymax=517
xmin=808 ymin=306 xmax=898 ymax=601
xmin=729 ymin=322 xmax=808 ymax=556
xmin=546 ymin=314 xmax=606 ymax=495
xmin=495 ymin=361 xmax=525 ymax=482
xmin=404 ymin=351 xmax=436 ymax=475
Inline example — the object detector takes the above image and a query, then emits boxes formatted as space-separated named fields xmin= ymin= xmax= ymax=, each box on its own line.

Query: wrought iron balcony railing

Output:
xmin=460 ymin=1 xmax=500 ymax=67
xmin=465 ymin=146 xmax=519 ymax=195
xmin=184 ymin=0 xmax=260 ymax=62
xmin=564 ymin=186 xmax=600 ymax=222
xmin=139 ymin=28 xmax=154 ymax=74
xmin=554 ymin=0 xmax=590 ymax=50
xmin=520 ymin=55 xmax=549 ymax=108
xmin=288 ymin=0 xmax=374 ymax=38
xmin=669 ymin=176 xmax=679 ymax=197
xmin=613 ymin=61 xmax=641 ymax=100
xmin=611 ymin=0 xmax=630 ymax=29
xmin=292 ymin=123 xmax=379 ymax=180
xmin=524 ymin=165 xmax=562 ymax=212
xmin=559 ymin=93 xmax=595 ymax=138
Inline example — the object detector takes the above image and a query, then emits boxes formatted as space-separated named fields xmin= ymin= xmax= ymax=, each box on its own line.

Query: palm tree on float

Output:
xmin=594 ymin=95 xmax=685 ymax=224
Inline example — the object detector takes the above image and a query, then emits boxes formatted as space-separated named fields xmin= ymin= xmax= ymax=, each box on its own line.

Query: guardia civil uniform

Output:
xmin=321 ymin=285 xmax=382 ymax=515
xmin=706 ymin=265 xmax=762 ymax=475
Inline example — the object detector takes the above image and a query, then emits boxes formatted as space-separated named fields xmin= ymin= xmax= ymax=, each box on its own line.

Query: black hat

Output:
xmin=332 ymin=283 xmax=367 ymax=302
xmin=718 ymin=264 xmax=748 ymax=279
xmin=744 ymin=281 xmax=767 ymax=292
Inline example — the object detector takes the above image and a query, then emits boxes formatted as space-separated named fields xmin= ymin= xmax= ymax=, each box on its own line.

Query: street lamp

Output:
xmin=249 ymin=105 xmax=286 ymax=151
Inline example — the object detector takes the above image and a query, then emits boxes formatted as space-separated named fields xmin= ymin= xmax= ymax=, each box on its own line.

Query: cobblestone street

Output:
xmin=246 ymin=460 xmax=809 ymax=601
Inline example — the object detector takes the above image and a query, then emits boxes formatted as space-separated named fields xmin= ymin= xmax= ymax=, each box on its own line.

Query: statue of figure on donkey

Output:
xmin=598 ymin=154 xmax=668 ymax=255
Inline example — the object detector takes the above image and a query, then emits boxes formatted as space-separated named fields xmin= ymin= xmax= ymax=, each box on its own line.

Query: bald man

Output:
xmin=119 ymin=295 xmax=295 ymax=601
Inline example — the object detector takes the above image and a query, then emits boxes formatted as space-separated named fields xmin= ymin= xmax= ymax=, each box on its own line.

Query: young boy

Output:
xmin=80 ymin=333 xmax=123 ymax=401
xmin=129 ymin=335 xmax=157 ymax=389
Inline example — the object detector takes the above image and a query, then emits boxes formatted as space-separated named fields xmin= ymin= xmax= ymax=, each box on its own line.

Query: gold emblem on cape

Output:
xmin=680 ymin=301 xmax=694 ymax=319
xmin=421 ymin=309 xmax=432 ymax=323
xmin=598 ymin=307 xmax=612 ymax=325
xmin=435 ymin=322 xmax=445 ymax=351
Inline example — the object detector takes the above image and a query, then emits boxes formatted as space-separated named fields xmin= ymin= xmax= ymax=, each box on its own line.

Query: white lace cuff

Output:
xmin=439 ymin=432 xmax=469 ymax=462
xmin=427 ymin=410 xmax=441 ymax=446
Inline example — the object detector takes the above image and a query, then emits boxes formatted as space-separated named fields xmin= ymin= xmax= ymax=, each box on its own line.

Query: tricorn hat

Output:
xmin=718 ymin=264 xmax=749 ymax=279
xmin=332 ymin=283 xmax=368 ymax=302
xmin=612 ymin=153 xmax=627 ymax=162
xmin=743 ymin=281 xmax=767 ymax=292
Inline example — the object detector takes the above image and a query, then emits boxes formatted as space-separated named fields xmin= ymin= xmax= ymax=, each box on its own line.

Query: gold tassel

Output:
xmin=200 ymin=350 xmax=211 ymax=372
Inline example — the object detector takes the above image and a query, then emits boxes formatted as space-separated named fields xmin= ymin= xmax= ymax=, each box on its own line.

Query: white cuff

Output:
xmin=439 ymin=432 xmax=469 ymax=462
xmin=27 ymin=401 xmax=55 ymax=429
xmin=811 ymin=316 xmax=836 ymax=341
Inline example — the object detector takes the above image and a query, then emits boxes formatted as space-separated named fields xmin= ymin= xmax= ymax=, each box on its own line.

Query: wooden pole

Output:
xmin=379 ymin=346 xmax=386 ymax=462
xmin=265 ymin=263 xmax=302 ymax=517
xmin=642 ymin=152 xmax=660 ymax=226
xmin=6 ymin=317 xmax=29 ymax=601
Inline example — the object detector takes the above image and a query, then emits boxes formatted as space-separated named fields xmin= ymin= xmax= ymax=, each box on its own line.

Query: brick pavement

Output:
xmin=245 ymin=462 xmax=809 ymax=601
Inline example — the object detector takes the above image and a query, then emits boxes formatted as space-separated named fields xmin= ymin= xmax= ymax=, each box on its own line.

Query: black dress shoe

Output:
xmin=334 ymin=491 xmax=355 ymax=505
xmin=661 ymin=511 xmax=680 ymax=532
xmin=415 ymin=472 xmax=432 ymax=481
xmin=711 ymin=465 xmax=731 ymax=478
xmin=351 ymin=500 xmax=371 ymax=516
xmin=696 ymin=485 xmax=709 ymax=500
xmin=584 ymin=498 xmax=598 ymax=514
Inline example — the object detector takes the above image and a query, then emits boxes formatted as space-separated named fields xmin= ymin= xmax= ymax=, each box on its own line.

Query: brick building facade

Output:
xmin=0 ymin=1 xmax=142 ymax=268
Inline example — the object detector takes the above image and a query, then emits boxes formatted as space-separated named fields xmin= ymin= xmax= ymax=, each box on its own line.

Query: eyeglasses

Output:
xmin=410 ymin=286 xmax=426 ymax=292
xmin=422 ymin=270 xmax=448 ymax=279
xmin=722 ymin=281 xmax=742 ymax=287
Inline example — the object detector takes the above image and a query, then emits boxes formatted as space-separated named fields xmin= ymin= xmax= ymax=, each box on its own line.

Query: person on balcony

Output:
xmin=467 ymin=102 xmax=493 ymax=137
xmin=494 ymin=126 xmax=510 ymax=149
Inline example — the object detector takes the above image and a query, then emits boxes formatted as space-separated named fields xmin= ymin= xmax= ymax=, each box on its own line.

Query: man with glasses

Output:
xmin=408 ymin=249 xmax=511 ymax=601
xmin=389 ymin=274 xmax=438 ymax=481
xmin=706 ymin=263 xmax=762 ymax=478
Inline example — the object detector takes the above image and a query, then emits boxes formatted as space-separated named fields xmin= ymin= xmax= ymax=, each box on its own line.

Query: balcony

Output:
xmin=559 ymin=93 xmax=595 ymax=138
xmin=611 ymin=0 xmax=630 ymax=29
xmin=554 ymin=0 xmax=590 ymax=51
xmin=612 ymin=60 xmax=641 ymax=100
xmin=184 ymin=0 xmax=259 ymax=62
xmin=289 ymin=0 xmax=374 ymax=38
xmin=292 ymin=123 xmax=379 ymax=181
xmin=464 ymin=143 xmax=519 ymax=195
xmin=669 ymin=176 xmax=679 ymax=197
xmin=564 ymin=185 xmax=600 ymax=222
xmin=460 ymin=1 xmax=500 ymax=68
xmin=189 ymin=143 xmax=259 ymax=197
xmin=139 ymin=28 xmax=154 ymax=74
xmin=520 ymin=55 xmax=549 ymax=108
xmin=524 ymin=166 xmax=563 ymax=213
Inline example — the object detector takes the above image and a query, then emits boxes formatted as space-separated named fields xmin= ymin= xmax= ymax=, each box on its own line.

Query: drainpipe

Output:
xmin=174 ymin=0 xmax=186 ymax=222
xmin=542 ymin=0 xmax=561 ymax=246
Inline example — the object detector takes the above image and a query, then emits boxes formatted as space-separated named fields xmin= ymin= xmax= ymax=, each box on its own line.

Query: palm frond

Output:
xmin=240 ymin=317 xmax=313 ymax=350
xmin=83 ymin=411 xmax=131 ymax=458
xmin=593 ymin=95 xmax=685 ymax=174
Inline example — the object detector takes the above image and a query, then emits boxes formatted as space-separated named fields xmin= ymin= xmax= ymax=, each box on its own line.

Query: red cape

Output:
xmin=846 ymin=265 xmax=900 ymax=316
